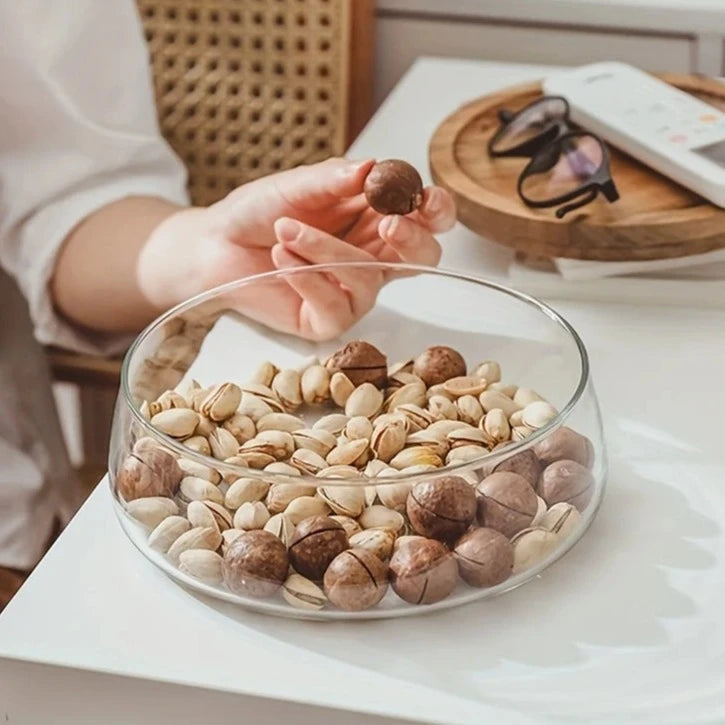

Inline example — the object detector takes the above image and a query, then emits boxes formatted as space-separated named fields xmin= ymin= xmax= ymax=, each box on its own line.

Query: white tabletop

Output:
xmin=2 ymin=58 xmax=724 ymax=725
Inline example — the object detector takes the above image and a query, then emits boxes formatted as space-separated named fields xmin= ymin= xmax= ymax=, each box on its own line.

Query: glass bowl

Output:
xmin=109 ymin=262 xmax=606 ymax=620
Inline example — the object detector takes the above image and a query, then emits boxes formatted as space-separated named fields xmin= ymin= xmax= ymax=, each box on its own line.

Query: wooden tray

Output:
xmin=429 ymin=73 xmax=725 ymax=261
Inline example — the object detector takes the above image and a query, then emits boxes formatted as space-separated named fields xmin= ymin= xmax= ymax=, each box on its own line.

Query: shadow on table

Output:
xmin=190 ymin=443 xmax=718 ymax=709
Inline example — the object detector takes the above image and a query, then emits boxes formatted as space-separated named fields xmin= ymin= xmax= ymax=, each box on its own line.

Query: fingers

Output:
xmin=378 ymin=214 xmax=442 ymax=267
xmin=412 ymin=186 xmax=457 ymax=233
xmin=273 ymin=218 xmax=383 ymax=318
xmin=273 ymin=157 xmax=375 ymax=211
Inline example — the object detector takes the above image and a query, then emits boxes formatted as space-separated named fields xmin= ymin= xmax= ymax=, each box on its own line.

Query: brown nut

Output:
xmin=406 ymin=476 xmax=477 ymax=543
xmin=534 ymin=427 xmax=595 ymax=469
xmin=326 ymin=340 xmax=388 ymax=389
xmin=289 ymin=516 xmax=349 ymax=581
xmin=323 ymin=548 xmax=389 ymax=611
xmin=116 ymin=440 xmax=182 ymax=501
xmin=537 ymin=459 xmax=594 ymax=511
xmin=363 ymin=159 xmax=423 ymax=215
xmin=487 ymin=448 xmax=541 ymax=488
xmin=222 ymin=530 xmax=289 ymax=598
xmin=476 ymin=471 xmax=538 ymax=538
xmin=453 ymin=528 xmax=513 ymax=588
xmin=413 ymin=346 xmax=467 ymax=387
xmin=389 ymin=538 xmax=458 ymax=605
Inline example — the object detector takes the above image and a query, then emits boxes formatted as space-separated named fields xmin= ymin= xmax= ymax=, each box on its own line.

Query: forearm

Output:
xmin=51 ymin=196 xmax=184 ymax=333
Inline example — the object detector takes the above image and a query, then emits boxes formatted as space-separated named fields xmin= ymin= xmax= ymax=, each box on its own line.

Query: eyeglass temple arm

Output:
xmin=555 ymin=188 xmax=599 ymax=219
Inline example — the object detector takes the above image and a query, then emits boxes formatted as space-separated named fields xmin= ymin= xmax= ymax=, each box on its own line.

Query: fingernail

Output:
xmin=342 ymin=158 xmax=374 ymax=177
xmin=276 ymin=217 xmax=301 ymax=243
xmin=380 ymin=215 xmax=401 ymax=239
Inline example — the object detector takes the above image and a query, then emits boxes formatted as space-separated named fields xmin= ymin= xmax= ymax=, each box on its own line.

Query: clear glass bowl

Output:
xmin=109 ymin=262 xmax=606 ymax=620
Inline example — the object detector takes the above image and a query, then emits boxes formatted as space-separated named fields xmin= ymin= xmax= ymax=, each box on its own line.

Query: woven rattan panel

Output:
xmin=137 ymin=0 xmax=351 ymax=205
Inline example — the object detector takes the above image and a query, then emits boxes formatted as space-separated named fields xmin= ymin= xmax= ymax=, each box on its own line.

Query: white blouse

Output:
xmin=0 ymin=0 xmax=189 ymax=352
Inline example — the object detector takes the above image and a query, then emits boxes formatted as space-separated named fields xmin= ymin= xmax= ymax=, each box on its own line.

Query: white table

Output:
xmin=2 ymin=58 xmax=724 ymax=724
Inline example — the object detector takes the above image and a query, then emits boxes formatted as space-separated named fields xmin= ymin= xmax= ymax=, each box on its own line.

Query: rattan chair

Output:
xmin=48 ymin=0 xmax=375 ymax=464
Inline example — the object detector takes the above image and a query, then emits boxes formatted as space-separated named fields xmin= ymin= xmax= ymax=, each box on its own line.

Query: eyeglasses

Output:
xmin=488 ymin=96 xmax=620 ymax=218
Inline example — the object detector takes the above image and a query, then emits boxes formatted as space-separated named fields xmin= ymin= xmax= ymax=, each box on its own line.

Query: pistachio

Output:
xmin=364 ymin=458 xmax=388 ymax=477
xmin=471 ymin=360 xmax=502 ymax=383
xmin=316 ymin=465 xmax=361 ymax=479
xmin=480 ymin=390 xmax=522 ymax=418
xmin=326 ymin=438 xmax=369 ymax=467
xmin=488 ymin=382 xmax=518 ymax=398
xmin=313 ymin=413 xmax=349 ymax=435
xmin=266 ymin=482 xmax=317 ymax=513
xmin=301 ymin=364 xmax=331 ymax=405
xmin=239 ymin=383 xmax=285 ymax=412
xmin=364 ymin=485 xmax=378 ymax=507
xmin=511 ymin=527 xmax=559 ymax=574
xmin=426 ymin=419 xmax=470 ymax=441
xmin=139 ymin=400 xmax=152 ymax=420
xmin=443 ymin=376 xmax=487 ymax=398
xmin=285 ymin=495 xmax=330 ymax=525
xmin=167 ymin=526 xmax=222 ymax=564
xmin=376 ymin=481 xmax=412 ymax=511
xmin=291 ymin=428 xmax=336 ymax=458
xmin=329 ymin=515 xmax=363 ymax=538
xmin=531 ymin=496 xmax=548 ymax=527
xmin=396 ymin=404 xmax=437 ymax=432
xmin=256 ymin=413 xmax=306 ymax=434
xmin=388 ymin=358 xmax=414 ymax=376
xmin=179 ymin=476 xmax=224 ymax=506
xmin=370 ymin=419 xmax=407 ymax=463
xmin=456 ymin=395 xmax=484 ymax=426
xmin=387 ymin=371 xmax=425 ymax=391
xmin=330 ymin=372 xmax=355 ymax=407
xmin=404 ymin=430 xmax=449 ymax=458
xmin=237 ymin=393 xmax=274 ymax=422
xmin=282 ymin=573 xmax=327 ymax=610
xmin=428 ymin=395 xmax=459 ymax=421
xmin=426 ymin=383 xmax=454 ymax=401
xmin=148 ymin=515 xmax=190 ymax=553
xmin=358 ymin=505 xmax=405 ymax=534
xmin=396 ymin=464 xmax=439 ymax=476
xmin=318 ymin=485 xmax=365 ymax=517
xmin=208 ymin=428 xmax=238 ymax=460
xmin=509 ymin=410 xmax=524 ymax=427
xmin=187 ymin=500 xmax=232 ymax=532
xmin=250 ymin=361 xmax=278 ymax=387
xmin=384 ymin=381 xmax=427 ymax=412
xmin=447 ymin=426 xmax=488 ymax=449
xmin=481 ymin=409 xmax=511 ymax=446
xmin=183 ymin=435 xmax=212 ymax=456
xmin=178 ymin=458 xmax=221 ymax=484
xmin=125 ymin=497 xmax=179 ymax=529
xmin=225 ymin=450 xmax=276 ymax=469
xmin=521 ymin=401 xmax=559 ymax=430
xmin=343 ymin=416 xmax=373 ymax=442
xmin=191 ymin=386 xmax=212 ymax=413
xmin=389 ymin=446 xmax=443 ymax=470
xmin=151 ymin=409 xmax=200 ymax=439
xmin=289 ymin=448 xmax=329 ymax=475
xmin=513 ymin=387 xmax=545 ymax=407
xmin=263 ymin=513 xmax=296 ymax=546
xmin=512 ymin=426 xmax=533 ymax=442
xmin=272 ymin=369 xmax=303 ymax=411
xmin=176 ymin=378 xmax=201 ymax=405
xmin=233 ymin=501 xmax=271 ymax=530
xmin=241 ymin=430 xmax=295 ymax=460
xmin=345 ymin=383 xmax=384 ymax=419
xmin=153 ymin=390 xmax=189 ymax=413
xmin=263 ymin=461 xmax=302 ymax=477
xmin=201 ymin=382 xmax=242 ymax=422
xmin=349 ymin=529 xmax=396 ymax=561
xmin=220 ymin=413 xmax=256 ymax=445
xmin=221 ymin=528 xmax=245 ymax=554
xmin=446 ymin=445 xmax=487 ymax=465
xmin=178 ymin=549 xmax=224 ymax=584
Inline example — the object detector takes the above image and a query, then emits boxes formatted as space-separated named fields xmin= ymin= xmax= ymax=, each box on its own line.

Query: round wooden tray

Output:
xmin=429 ymin=73 xmax=725 ymax=261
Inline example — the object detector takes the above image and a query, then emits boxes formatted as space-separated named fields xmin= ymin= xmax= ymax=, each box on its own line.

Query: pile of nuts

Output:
xmin=116 ymin=341 xmax=596 ymax=613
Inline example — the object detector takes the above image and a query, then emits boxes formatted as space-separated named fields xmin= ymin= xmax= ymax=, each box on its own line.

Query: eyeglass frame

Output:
xmin=487 ymin=96 xmax=620 ymax=218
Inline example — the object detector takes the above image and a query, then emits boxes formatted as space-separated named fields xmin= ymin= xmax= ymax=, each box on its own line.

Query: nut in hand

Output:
xmin=363 ymin=159 xmax=423 ymax=215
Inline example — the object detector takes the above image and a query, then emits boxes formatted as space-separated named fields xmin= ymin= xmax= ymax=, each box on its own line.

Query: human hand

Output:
xmin=138 ymin=157 xmax=456 ymax=340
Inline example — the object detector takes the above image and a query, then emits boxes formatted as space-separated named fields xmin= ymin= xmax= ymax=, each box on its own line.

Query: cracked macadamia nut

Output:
xmin=413 ymin=346 xmax=467 ymax=387
xmin=454 ymin=527 xmax=513 ymax=588
xmin=364 ymin=159 xmax=423 ymax=215
xmin=390 ymin=538 xmax=458 ymax=605
xmin=488 ymin=448 xmax=541 ymax=488
xmin=534 ymin=427 xmax=595 ymax=469
xmin=407 ymin=476 xmax=477 ymax=543
xmin=116 ymin=438 xmax=182 ymax=501
xmin=289 ymin=515 xmax=349 ymax=580
xmin=222 ymin=529 xmax=289 ymax=598
xmin=537 ymin=459 xmax=594 ymax=511
xmin=325 ymin=340 xmax=388 ymax=389
xmin=476 ymin=471 xmax=538 ymax=539
xmin=323 ymin=548 xmax=389 ymax=611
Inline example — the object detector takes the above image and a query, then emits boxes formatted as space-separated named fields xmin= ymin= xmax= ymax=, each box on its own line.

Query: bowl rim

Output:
xmin=120 ymin=261 xmax=591 ymax=487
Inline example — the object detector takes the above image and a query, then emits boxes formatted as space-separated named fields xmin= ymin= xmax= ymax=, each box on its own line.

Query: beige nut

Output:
xmin=266 ymin=482 xmax=318 ymax=513
xmin=256 ymin=413 xmax=306 ymax=434
xmin=249 ymin=361 xmax=279 ymax=388
xmin=370 ymin=419 xmax=407 ymax=463
xmin=384 ymin=381 xmax=427 ymax=412
xmin=318 ymin=485 xmax=365 ymax=517
xmin=471 ymin=360 xmax=502 ymax=383
xmin=233 ymin=501 xmax=271 ymax=530
xmin=221 ymin=413 xmax=256 ymax=445
xmin=326 ymin=438 xmax=369 ymax=467
xmin=301 ymin=364 xmax=331 ymax=405
xmin=282 ymin=573 xmax=327 ymax=611
xmin=177 ymin=458 xmax=222 ymax=484
xmin=376 ymin=481 xmax=412 ymax=511
xmin=178 ymin=549 xmax=223 ymax=584
xmin=480 ymin=390 xmax=522 ymax=418
xmin=194 ymin=415 xmax=216 ymax=439
xmin=183 ymin=436 xmax=212 ymax=456
xmin=445 ymin=444 xmax=487 ymax=465
xmin=428 ymin=395 xmax=459 ymax=421
xmin=224 ymin=478 xmax=270 ymax=509
xmin=404 ymin=430 xmax=449 ymax=458
xmin=263 ymin=513 xmax=296 ymax=547
xmin=511 ymin=527 xmax=559 ymax=574
xmin=187 ymin=500 xmax=232 ymax=532
xmin=167 ymin=526 xmax=222 ymax=564
xmin=426 ymin=419 xmax=470 ymax=441
xmin=200 ymin=383 xmax=242 ymax=422
xmin=330 ymin=372 xmax=355 ymax=407
xmin=443 ymin=376 xmax=487 ymax=398
xmin=316 ymin=465 xmax=361 ymax=479
xmin=447 ymin=426 xmax=489 ymax=449
xmin=293 ymin=429 xmax=338 ymax=458
xmin=179 ymin=476 xmax=224 ymax=506
xmin=148 ymin=515 xmax=190 ymax=553
xmin=389 ymin=446 xmax=443 ymax=470
xmin=488 ymin=382 xmax=518 ymax=398
xmin=345 ymin=383 xmax=384 ymax=419
xmin=396 ymin=404 xmax=437 ymax=432
xmin=126 ymin=497 xmax=179 ymax=530
xmin=272 ymin=369 xmax=303 ymax=411
xmin=358 ymin=505 xmax=405 ymax=534
xmin=343 ymin=416 xmax=374 ymax=442
xmin=208 ymin=428 xmax=239 ymax=460
xmin=151 ymin=409 xmax=200 ymax=439
xmin=263 ymin=461 xmax=302 ymax=477
xmin=289 ymin=448 xmax=329 ymax=475
xmin=285 ymin=495 xmax=330 ymax=525
xmin=349 ymin=529 xmax=396 ymax=561
xmin=221 ymin=528 xmax=245 ymax=554
xmin=388 ymin=359 xmax=414 ymax=376
xmin=313 ymin=413 xmax=350 ymax=435
xmin=224 ymin=450 xmax=276 ymax=469
xmin=513 ymin=387 xmax=546 ymax=407
xmin=329 ymin=515 xmax=363 ymax=538
xmin=237 ymin=393 xmax=275 ymax=422
xmin=481 ymin=409 xmax=511 ymax=446
xmin=456 ymin=395 xmax=484 ymax=426
xmin=521 ymin=401 xmax=559 ymax=430
xmin=539 ymin=502 xmax=582 ymax=538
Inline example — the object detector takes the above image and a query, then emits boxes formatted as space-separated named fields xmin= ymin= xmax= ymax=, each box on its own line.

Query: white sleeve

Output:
xmin=0 ymin=1 xmax=189 ymax=353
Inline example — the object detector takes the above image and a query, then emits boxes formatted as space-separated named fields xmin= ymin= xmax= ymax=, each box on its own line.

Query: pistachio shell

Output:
xmin=364 ymin=459 xmax=388 ymax=477
xmin=388 ymin=359 xmax=414 ymax=376
xmin=471 ymin=360 xmax=502 ymax=383
xmin=426 ymin=383 xmax=454 ymax=401
xmin=151 ymin=409 xmax=200 ymax=439
xmin=370 ymin=420 xmax=407 ymax=463
xmin=488 ymin=382 xmax=518 ymax=398
xmin=249 ymin=361 xmax=278 ymax=388
xmin=313 ymin=413 xmax=350 ymax=435
xmin=480 ymin=390 xmax=522 ymax=418
xmin=384 ymin=381 xmax=427 ymax=411
xmin=187 ymin=500 xmax=232 ymax=532
xmin=239 ymin=383 xmax=285 ymax=412
xmin=148 ymin=515 xmax=190 ymax=553
xmin=282 ymin=573 xmax=327 ymax=610
xmin=326 ymin=438 xmax=369 ymax=467
xmin=447 ymin=427 xmax=489 ymax=448
xmin=318 ymin=485 xmax=365 ymax=517
xmin=343 ymin=416 xmax=374 ymax=442
xmin=376 ymin=481 xmax=412 ymax=511
xmin=316 ymin=465 xmax=361 ymax=479
xmin=263 ymin=461 xmax=302 ymax=477
xmin=521 ymin=401 xmax=559 ymax=430
xmin=167 ymin=526 xmax=222 ymax=564
xmin=200 ymin=383 xmax=242 ymax=422
xmin=329 ymin=515 xmax=363 ymax=538
xmin=263 ymin=513 xmax=296 ymax=546
xmin=531 ymin=496 xmax=548 ymax=527
xmin=428 ymin=395 xmax=459 ymax=421
xmin=425 ymin=419 xmax=469 ymax=441
xmin=358 ymin=505 xmax=405 ymax=534
xmin=456 ymin=395 xmax=484 ymax=426
xmin=301 ymin=364 xmax=331 ymax=405
xmin=289 ymin=448 xmax=328 ymax=475
xmin=443 ymin=376 xmax=487 ymax=398
xmin=330 ymin=372 xmax=355 ymax=407
xmin=154 ymin=390 xmax=190 ymax=412
xmin=396 ymin=403 xmax=437 ymax=432
xmin=511 ymin=527 xmax=559 ymax=574
xmin=345 ymin=383 xmax=384 ymax=419
xmin=405 ymin=430 xmax=450 ymax=457
xmin=481 ymin=409 xmax=511 ymax=445
xmin=293 ymin=429 xmax=337 ymax=458
xmin=178 ymin=549 xmax=223 ymax=584
xmin=208 ymin=428 xmax=239 ymax=460
xmin=225 ymin=450 xmax=276 ymax=469
xmin=266 ymin=482 xmax=318 ymax=513
xmin=233 ymin=501 xmax=271 ymax=530
xmin=177 ymin=458 xmax=221 ymax=484
xmin=183 ymin=436 xmax=211 ymax=456
xmin=445 ymin=444 xmax=487 ymax=465
xmin=221 ymin=528 xmax=245 ymax=554
xmin=539 ymin=502 xmax=581 ymax=538
xmin=194 ymin=415 xmax=216 ymax=438
xmin=241 ymin=430 xmax=295 ymax=460
xmin=387 ymin=371 xmax=425 ymax=390
xmin=389 ymin=447 xmax=443 ymax=470
xmin=225 ymin=477 xmax=270 ymax=509
xmin=272 ymin=369 xmax=303 ymax=411
xmin=513 ymin=387 xmax=546 ymax=407
xmin=512 ymin=425 xmax=533 ymax=442
xmin=126 ymin=497 xmax=179 ymax=529
xmin=221 ymin=413 xmax=256 ymax=444
xmin=257 ymin=413 xmax=306 ymax=434
xmin=364 ymin=485 xmax=378 ymax=507
xmin=285 ymin=495 xmax=330 ymax=525
xmin=179 ymin=476 xmax=224 ymax=505
xmin=237 ymin=393 xmax=275 ymax=422
xmin=349 ymin=528 xmax=396 ymax=560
